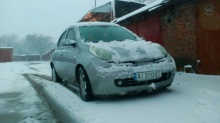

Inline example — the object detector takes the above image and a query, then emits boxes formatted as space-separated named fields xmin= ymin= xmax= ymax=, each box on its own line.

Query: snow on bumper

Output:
xmin=86 ymin=58 xmax=176 ymax=95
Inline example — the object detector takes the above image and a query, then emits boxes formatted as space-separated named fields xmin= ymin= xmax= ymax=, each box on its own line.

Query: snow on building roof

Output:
xmin=112 ymin=0 xmax=168 ymax=23
xmin=91 ymin=2 xmax=111 ymax=13
xmin=79 ymin=0 xmax=145 ymax=22
xmin=0 ymin=47 xmax=13 ymax=49
xmin=114 ymin=0 xmax=145 ymax=18
xmin=79 ymin=2 xmax=112 ymax=22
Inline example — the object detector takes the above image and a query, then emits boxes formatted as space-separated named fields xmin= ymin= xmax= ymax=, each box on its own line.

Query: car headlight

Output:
xmin=167 ymin=55 xmax=173 ymax=62
xmin=89 ymin=46 xmax=111 ymax=60
xmin=152 ymin=43 xmax=168 ymax=55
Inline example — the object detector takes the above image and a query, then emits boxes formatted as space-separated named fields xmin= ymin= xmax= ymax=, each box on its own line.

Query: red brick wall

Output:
xmin=162 ymin=4 xmax=197 ymax=71
xmin=0 ymin=48 xmax=13 ymax=62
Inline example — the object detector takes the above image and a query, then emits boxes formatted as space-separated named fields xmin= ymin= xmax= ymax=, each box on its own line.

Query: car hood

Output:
xmin=87 ymin=40 xmax=165 ymax=63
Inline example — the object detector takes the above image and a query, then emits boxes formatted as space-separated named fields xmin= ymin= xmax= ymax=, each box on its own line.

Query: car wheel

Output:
xmin=78 ymin=67 xmax=93 ymax=101
xmin=52 ymin=66 xmax=62 ymax=82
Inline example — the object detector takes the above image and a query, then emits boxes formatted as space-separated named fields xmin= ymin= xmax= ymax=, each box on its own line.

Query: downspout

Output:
xmin=111 ymin=0 xmax=116 ymax=22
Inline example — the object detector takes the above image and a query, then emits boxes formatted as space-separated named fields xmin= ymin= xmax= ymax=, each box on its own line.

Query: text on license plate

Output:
xmin=134 ymin=71 xmax=162 ymax=81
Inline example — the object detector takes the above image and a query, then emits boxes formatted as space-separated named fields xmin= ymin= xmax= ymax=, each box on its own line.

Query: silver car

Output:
xmin=51 ymin=22 xmax=176 ymax=101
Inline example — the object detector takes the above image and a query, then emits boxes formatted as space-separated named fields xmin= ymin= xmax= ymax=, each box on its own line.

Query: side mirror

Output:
xmin=140 ymin=37 xmax=145 ymax=40
xmin=62 ymin=39 xmax=76 ymax=47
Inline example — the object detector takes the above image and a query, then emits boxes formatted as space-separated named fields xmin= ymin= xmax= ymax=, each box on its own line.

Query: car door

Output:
xmin=53 ymin=30 xmax=67 ymax=78
xmin=61 ymin=28 xmax=78 ymax=84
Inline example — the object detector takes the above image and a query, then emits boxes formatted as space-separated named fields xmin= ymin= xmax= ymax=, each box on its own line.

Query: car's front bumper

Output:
xmin=85 ymin=58 xmax=176 ymax=96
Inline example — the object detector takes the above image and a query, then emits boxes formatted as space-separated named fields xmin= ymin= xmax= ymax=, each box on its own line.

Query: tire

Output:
xmin=78 ymin=67 xmax=93 ymax=101
xmin=52 ymin=66 xmax=62 ymax=83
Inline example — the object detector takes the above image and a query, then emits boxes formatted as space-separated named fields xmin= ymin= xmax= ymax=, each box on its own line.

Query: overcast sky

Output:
xmin=0 ymin=0 xmax=112 ymax=41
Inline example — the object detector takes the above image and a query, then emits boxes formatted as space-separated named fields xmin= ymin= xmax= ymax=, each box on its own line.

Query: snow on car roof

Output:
xmin=72 ymin=22 xmax=119 ymax=28
xmin=62 ymin=22 xmax=120 ymax=35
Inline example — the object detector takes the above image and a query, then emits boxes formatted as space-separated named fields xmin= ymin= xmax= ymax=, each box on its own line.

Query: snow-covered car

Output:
xmin=50 ymin=22 xmax=176 ymax=101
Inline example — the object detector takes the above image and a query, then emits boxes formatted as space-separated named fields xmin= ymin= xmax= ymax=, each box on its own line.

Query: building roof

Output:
xmin=0 ymin=47 xmax=13 ymax=49
xmin=79 ymin=2 xmax=112 ymax=22
xmin=91 ymin=2 xmax=112 ymax=13
xmin=112 ymin=0 xmax=168 ymax=23
xmin=79 ymin=0 xmax=145 ymax=22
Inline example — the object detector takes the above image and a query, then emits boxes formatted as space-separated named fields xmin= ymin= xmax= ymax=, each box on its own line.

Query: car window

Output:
xmin=66 ymin=28 xmax=76 ymax=41
xmin=57 ymin=31 xmax=67 ymax=47
xmin=79 ymin=25 xmax=138 ymax=43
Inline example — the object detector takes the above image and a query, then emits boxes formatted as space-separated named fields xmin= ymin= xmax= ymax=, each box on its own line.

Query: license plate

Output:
xmin=134 ymin=71 xmax=161 ymax=81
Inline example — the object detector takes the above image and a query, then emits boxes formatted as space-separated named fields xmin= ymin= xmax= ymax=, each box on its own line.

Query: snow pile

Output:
xmin=94 ymin=57 xmax=174 ymax=79
xmin=87 ymin=40 xmax=164 ymax=63
xmin=87 ymin=40 xmax=175 ymax=78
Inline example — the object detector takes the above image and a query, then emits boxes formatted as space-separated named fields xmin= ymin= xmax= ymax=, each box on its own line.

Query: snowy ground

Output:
xmin=0 ymin=61 xmax=220 ymax=123
xmin=0 ymin=61 xmax=55 ymax=123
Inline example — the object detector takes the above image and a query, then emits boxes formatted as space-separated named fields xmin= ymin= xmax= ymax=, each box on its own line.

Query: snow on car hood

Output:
xmin=87 ymin=40 xmax=165 ymax=63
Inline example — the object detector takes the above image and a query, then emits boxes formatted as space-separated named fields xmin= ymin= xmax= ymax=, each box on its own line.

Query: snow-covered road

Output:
xmin=0 ymin=62 xmax=56 ymax=123
xmin=0 ymin=61 xmax=220 ymax=123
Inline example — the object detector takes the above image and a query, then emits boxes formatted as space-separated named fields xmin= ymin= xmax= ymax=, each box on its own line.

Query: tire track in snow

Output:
xmin=23 ymin=74 xmax=79 ymax=123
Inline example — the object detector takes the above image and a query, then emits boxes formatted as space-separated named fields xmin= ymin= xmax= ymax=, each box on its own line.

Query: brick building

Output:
xmin=0 ymin=47 xmax=13 ymax=62
xmin=13 ymin=49 xmax=55 ymax=61
xmin=161 ymin=2 xmax=197 ymax=73
xmin=80 ymin=0 xmax=220 ymax=75
xmin=116 ymin=0 xmax=220 ymax=75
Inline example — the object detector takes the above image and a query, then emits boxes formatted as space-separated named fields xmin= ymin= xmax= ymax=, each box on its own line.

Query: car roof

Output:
xmin=68 ymin=22 xmax=119 ymax=29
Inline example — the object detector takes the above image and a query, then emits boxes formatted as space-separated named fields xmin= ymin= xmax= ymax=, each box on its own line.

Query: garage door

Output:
xmin=196 ymin=0 xmax=220 ymax=75
xmin=126 ymin=15 xmax=162 ymax=44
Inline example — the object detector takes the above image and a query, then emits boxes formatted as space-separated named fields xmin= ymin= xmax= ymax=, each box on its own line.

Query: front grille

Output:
xmin=114 ymin=72 xmax=171 ymax=87
xmin=108 ymin=57 xmax=166 ymax=66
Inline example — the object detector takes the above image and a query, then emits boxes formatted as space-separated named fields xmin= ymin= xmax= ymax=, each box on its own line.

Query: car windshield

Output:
xmin=79 ymin=25 xmax=138 ymax=43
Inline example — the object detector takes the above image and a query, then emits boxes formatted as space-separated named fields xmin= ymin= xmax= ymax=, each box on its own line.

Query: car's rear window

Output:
xmin=79 ymin=25 xmax=138 ymax=43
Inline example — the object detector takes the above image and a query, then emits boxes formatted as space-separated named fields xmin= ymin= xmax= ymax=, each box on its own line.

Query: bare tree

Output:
xmin=0 ymin=34 xmax=24 ymax=55
xmin=0 ymin=34 xmax=19 ymax=47
xmin=0 ymin=34 xmax=56 ymax=57
xmin=24 ymin=34 xmax=55 ymax=60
